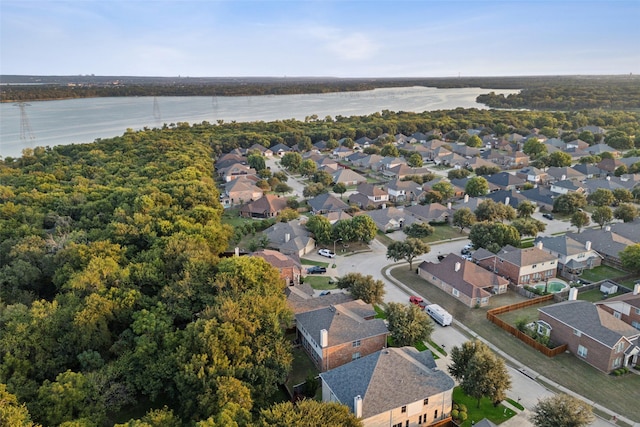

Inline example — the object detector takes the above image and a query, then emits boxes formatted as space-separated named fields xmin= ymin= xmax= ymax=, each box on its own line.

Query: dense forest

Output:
xmin=1 ymin=107 xmax=639 ymax=426
xmin=2 ymin=75 xmax=640 ymax=111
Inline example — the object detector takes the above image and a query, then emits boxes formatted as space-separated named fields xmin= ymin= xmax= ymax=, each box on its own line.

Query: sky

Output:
xmin=1 ymin=0 xmax=639 ymax=78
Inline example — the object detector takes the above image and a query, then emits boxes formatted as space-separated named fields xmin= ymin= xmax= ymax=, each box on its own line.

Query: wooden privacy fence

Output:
xmin=487 ymin=295 xmax=568 ymax=357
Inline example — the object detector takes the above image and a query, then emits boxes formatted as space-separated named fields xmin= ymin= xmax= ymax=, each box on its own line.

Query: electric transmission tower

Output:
xmin=14 ymin=102 xmax=35 ymax=141
xmin=153 ymin=96 xmax=162 ymax=121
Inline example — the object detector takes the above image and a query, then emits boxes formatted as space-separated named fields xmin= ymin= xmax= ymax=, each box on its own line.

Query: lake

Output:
xmin=0 ymin=86 xmax=519 ymax=158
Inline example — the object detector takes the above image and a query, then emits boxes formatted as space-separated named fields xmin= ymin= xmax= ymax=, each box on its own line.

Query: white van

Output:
xmin=425 ymin=304 xmax=452 ymax=326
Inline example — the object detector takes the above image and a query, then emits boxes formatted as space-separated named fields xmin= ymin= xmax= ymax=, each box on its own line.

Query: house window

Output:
xmin=632 ymin=321 xmax=640 ymax=330
xmin=481 ymin=297 xmax=489 ymax=304
xmin=401 ymin=405 xmax=407 ymax=413
xmin=635 ymin=308 xmax=640 ymax=315
xmin=423 ymin=398 xmax=429 ymax=406
xmin=573 ymin=329 xmax=582 ymax=337
xmin=614 ymin=311 xmax=621 ymax=319
xmin=614 ymin=342 xmax=624 ymax=353
xmin=352 ymin=340 xmax=361 ymax=347
xmin=352 ymin=352 xmax=361 ymax=360
xmin=434 ymin=409 xmax=438 ymax=419
xmin=577 ymin=345 xmax=588 ymax=358
xmin=613 ymin=357 xmax=622 ymax=369
xmin=452 ymin=288 xmax=460 ymax=297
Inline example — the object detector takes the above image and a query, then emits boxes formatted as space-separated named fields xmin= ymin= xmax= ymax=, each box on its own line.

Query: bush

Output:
xmin=458 ymin=404 xmax=467 ymax=413
xmin=451 ymin=409 xmax=459 ymax=419
xmin=458 ymin=411 xmax=468 ymax=421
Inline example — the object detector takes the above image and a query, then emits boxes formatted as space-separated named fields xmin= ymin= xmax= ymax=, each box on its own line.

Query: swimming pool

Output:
xmin=534 ymin=281 xmax=569 ymax=293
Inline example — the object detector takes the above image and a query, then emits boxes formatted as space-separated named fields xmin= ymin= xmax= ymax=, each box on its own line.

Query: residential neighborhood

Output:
xmin=215 ymin=123 xmax=640 ymax=426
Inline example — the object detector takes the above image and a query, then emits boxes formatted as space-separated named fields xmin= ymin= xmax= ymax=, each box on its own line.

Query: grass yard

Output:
xmin=303 ymin=276 xmax=337 ymax=290
xmin=425 ymin=224 xmax=466 ymax=242
xmin=578 ymin=288 xmax=611 ymax=303
xmin=580 ymin=265 xmax=627 ymax=282
xmin=389 ymin=266 xmax=640 ymax=422
xmin=300 ymin=258 xmax=329 ymax=267
xmin=452 ymin=387 xmax=516 ymax=426
xmin=285 ymin=344 xmax=320 ymax=396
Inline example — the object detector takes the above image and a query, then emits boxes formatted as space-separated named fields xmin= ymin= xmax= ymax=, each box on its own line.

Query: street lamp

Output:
xmin=333 ymin=238 xmax=343 ymax=255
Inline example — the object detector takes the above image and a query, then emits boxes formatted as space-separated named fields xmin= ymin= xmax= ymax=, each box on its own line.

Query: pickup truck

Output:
xmin=307 ymin=266 xmax=327 ymax=274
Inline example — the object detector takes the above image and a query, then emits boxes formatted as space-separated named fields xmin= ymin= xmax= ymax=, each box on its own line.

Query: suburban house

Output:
xmin=572 ymin=163 xmax=602 ymax=179
xmin=502 ymin=151 xmax=529 ymax=169
xmin=418 ymin=254 xmax=509 ymax=307
xmin=386 ymin=179 xmax=424 ymax=203
xmin=550 ymin=179 xmax=586 ymax=195
xmin=352 ymin=154 xmax=384 ymax=170
xmin=382 ymin=164 xmax=432 ymax=180
xmin=269 ymin=143 xmax=291 ymax=156
xmin=474 ymin=245 xmax=557 ymax=286
xmin=252 ymin=249 xmax=303 ymax=286
xmin=332 ymin=168 xmax=367 ymax=186
xmin=248 ymin=143 xmax=273 ymax=157
xmin=239 ymin=194 xmax=288 ymax=218
xmin=355 ymin=183 xmax=389 ymax=204
xmin=332 ymin=146 xmax=355 ymax=159
xmin=484 ymin=172 xmax=526 ymax=191
xmin=215 ymin=153 xmax=247 ymax=170
xmin=546 ymin=166 xmax=586 ymax=183
xmin=567 ymin=227 xmax=635 ymax=269
xmin=596 ymin=284 xmax=640 ymax=331
xmin=365 ymin=207 xmax=418 ymax=232
xmin=296 ymin=300 xmax=389 ymax=371
xmin=320 ymin=347 xmax=455 ymax=427
xmin=307 ymin=193 xmax=349 ymax=214
xmin=485 ymin=189 xmax=528 ymax=209
xmin=538 ymin=299 xmax=640 ymax=373
xmin=588 ymin=144 xmax=620 ymax=158
xmin=520 ymin=187 xmax=555 ymax=211
xmin=374 ymin=156 xmax=406 ymax=171
xmin=324 ymin=210 xmax=353 ymax=224
xmin=515 ymin=166 xmax=548 ymax=184
xmin=466 ymin=156 xmax=498 ymax=171
xmin=218 ymin=163 xmax=257 ymax=182
xmin=263 ymin=219 xmax=316 ymax=257
xmin=405 ymin=203 xmax=450 ymax=224
xmin=533 ymin=236 xmax=602 ymax=279
xmin=223 ymin=177 xmax=263 ymax=206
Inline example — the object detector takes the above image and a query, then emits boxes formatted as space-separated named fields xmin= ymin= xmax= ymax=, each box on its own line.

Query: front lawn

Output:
xmin=425 ymin=224 xmax=466 ymax=242
xmin=303 ymin=276 xmax=337 ymax=290
xmin=300 ymin=258 xmax=329 ymax=267
xmin=452 ymin=387 xmax=516 ymax=426
xmin=580 ymin=265 xmax=627 ymax=282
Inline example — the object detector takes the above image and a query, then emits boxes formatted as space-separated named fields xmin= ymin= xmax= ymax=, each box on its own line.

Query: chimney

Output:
xmin=382 ymin=203 xmax=386 ymax=209
xmin=634 ymin=283 xmax=639 ymax=295
xmin=568 ymin=288 xmax=578 ymax=301
xmin=447 ymin=202 xmax=452 ymax=209
xmin=536 ymin=241 xmax=543 ymax=250
xmin=320 ymin=329 xmax=328 ymax=348
xmin=606 ymin=176 xmax=611 ymax=181
xmin=561 ymin=174 xmax=566 ymax=181
xmin=285 ymin=233 xmax=290 ymax=242
xmin=585 ymin=241 xmax=591 ymax=251
xmin=504 ymin=196 xmax=510 ymax=206
xmin=464 ymin=194 xmax=469 ymax=203
xmin=455 ymin=262 xmax=461 ymax=272
xmin=605 ymin=225 xmax=611 ymax=232
xmin=354 ymin=395 xmax=363 ymax=418
xmin=234 ymin=247 xmax=240 ymax=257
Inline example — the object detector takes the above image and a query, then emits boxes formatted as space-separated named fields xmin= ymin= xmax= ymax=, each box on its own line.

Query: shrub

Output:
xmin=451 ymin=409 xmax=459 ymax=419
xmin=458 ymin=411 xmax=468 ymax=422
xmin=458 ymin=404 xmax=467 ymax=413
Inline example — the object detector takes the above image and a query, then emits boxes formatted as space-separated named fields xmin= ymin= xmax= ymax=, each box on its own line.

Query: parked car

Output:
xmin=319 ymin=290 xmax=331 ymax=296
xmin=409 ymin=296 xmax=427 ymax=309
xmin=318 ymin=249 xmax=336 ymax=258
xmin=307 ymin=266 xmax=327 ymax=274
xmin=542 ymin=213 xmax=554 ymax=220
xmin=437 ymin=254 xmax=446 ymax=261
xmin=461 ymin=248 xmax=471 ymax=255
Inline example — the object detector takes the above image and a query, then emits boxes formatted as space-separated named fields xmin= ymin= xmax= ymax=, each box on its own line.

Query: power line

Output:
xmin=14 ymin=102 xmax=35 ymax=141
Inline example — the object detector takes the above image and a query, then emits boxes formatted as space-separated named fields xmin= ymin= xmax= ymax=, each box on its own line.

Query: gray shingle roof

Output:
xmin=567 ymin=229 xmax=635 ymax=259
xmin=320 ymin=347 xmax=454 ymax=419
xmin=496 ymin=245 xmax=558 ymax=267
xmin=539 ymin=300 xmax=639 ymax=348
xmin=535 ymin=235 xmax=592 ymax=257
xmin=295 ymin=300 xmax=388 ymax=348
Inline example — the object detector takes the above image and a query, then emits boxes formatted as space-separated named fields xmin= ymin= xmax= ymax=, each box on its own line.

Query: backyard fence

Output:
xmin=486 ymin=295 xmax=568 ymax=357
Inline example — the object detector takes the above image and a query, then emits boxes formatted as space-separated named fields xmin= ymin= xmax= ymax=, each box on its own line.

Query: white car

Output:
xmin=318 ymin=249 xmax=336 ymax=258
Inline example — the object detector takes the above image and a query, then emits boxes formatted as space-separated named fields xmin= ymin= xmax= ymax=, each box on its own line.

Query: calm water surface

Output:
xmin=0 ymin=86 xmax=518 ymax=158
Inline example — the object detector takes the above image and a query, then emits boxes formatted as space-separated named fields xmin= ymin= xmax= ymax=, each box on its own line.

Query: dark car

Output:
xmin=437 ymin=254 xmax=446 ymax=261
xmin=542 ymin=213 xmax=554 ymax=220
xmin=319 ymin=290 xmax=331 ymax=296
xmin=307 ymin=266 xmax=327 ymax=274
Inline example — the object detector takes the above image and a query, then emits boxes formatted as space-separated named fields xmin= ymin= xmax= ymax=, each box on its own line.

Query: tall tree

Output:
xmin=336 ymin=272 xmax=385 ymax=305
xmin=350 ymin=215 xmax=378 ymax=243
xmin=516 ymin=200 xmax=536 ymax=218
xmin=530 ymin=394 xmax=594 ymax=427
xmin=385 ymin=302 xmax=434 ymax=347
xmin=620 ymin=244 xmax=640 ymax=273
xmin=386 ymin=238 xmax=431 ymax=270
xmin=403 ymin=222 xmax=435 ymax=238
xmin=469 ymin=222 xmax=520 ymax=253
xmin=587 ymin=188 xmax=615 ymax=207
xmin=591 ymin=206 xmax=613 ymax=229
xmin=570 ymin=211 xmax=590 ymax=233
xmin=381 ymin=144 xmax=399 ymax=157
xmin=475 ymin=199 xmax=516 ymax=222
xmin=407 ymin=153 xmax=424 ymax=168
xmin=432 ymin=181 xmax=455 ymax=201
xmin=453 ymin=208 xmax=476 ymax=233
xmin=547 ymin=151 xmax=572 ymax=167
xmin=305 ymin=215 xmax=333 ymax=244
xmin=448 ymin=340 xmax=511 ymax=408
xmin=511 ymin=218 xmax=546 ymax=237
xmin=465 ymin=176 xmax=489 ymax=197
xmin=299 ymin=159 xmax=317 ymax=177
xmin=522 ymin=137 xmax=547 ymax=159
xmin=247 ymin=154 xmax=266 ymax=172
xmin=553 ymin=193 xmax=587 ymax=215
xmin=280 ymin=152 xmax=302 ymax=172
xmin=475 ymin=165 xmax=501 ymax=176
xmin=332 ymin=182 xmax=347 ymax=200
xmin=258 ymin=400 xmax=362 ymax=427
xmin=614 ymin=203 xmax=639 ymax=223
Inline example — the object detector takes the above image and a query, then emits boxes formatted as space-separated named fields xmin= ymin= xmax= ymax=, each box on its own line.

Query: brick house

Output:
xmin=533 ymin=237 xmax=602 ymax=280
xmin=320 ymin=347 xmax=455 ymax=427
xmin=596 ymin=284 xmax=640 ymax=331
xmin=418 ymin=254 xmax=508 ymax=308
xmin=296 ymin=300 xmax=388 ymax=371
xmin=538 ymin=299 xmax=640 ymax=373
xmin=239 ymin=194 xmax=288 ymax=218
xmin=474 ymin=245 xmax=557 ymax=286
xmin=251 ymin=249 xmax=303 ymax=286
